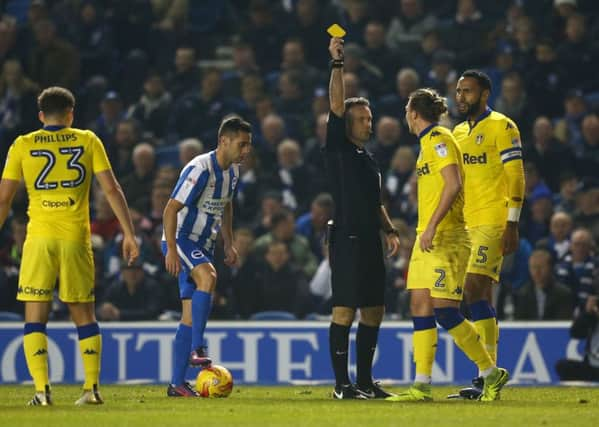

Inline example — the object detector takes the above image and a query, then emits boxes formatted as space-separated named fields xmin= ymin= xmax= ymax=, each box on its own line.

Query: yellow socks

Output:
xmin=77 ymin=323 xmax=102 ymax=390
xmin=412 ymin=316 xmax=437 ymax=382
xmin=23 ymin=323 xmax=49 ymax=392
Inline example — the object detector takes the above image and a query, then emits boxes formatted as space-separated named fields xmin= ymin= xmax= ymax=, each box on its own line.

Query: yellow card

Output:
xmin=327 ymin=23 xmax=346 ymax=38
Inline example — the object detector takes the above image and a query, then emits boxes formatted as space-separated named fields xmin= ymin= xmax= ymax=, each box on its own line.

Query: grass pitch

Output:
xmin=1 ymin=385 xmax=599 ymax=427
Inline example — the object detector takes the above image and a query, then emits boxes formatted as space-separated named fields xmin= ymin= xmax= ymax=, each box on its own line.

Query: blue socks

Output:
xmin=172 ymin=323 xmax=192 ymax=386
xmin=191 ymin=290 xmax=212 ymax=351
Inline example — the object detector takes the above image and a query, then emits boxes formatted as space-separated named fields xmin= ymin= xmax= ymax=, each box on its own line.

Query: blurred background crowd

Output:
xmin=0 ymin=0 xmax=598 ymax=325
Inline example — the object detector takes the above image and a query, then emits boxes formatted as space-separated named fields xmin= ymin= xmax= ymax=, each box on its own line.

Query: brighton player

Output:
xmin=162 ymin=116 xmax=251 ymax=397
xmin=0 ymin=87 xmax=139 ymax=405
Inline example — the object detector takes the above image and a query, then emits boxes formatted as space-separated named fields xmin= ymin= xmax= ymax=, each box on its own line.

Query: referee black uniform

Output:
xmin=324 ymin=111 xmax=385 ymax=308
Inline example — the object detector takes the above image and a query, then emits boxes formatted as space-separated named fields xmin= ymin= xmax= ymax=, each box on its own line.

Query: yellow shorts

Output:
xmin=466 ymin=225 xmax=505 ymax=282
xmin=407 ymin=230 xmax=471 ymax=301
xmin=17 ymin=237 xmax=95 ymax=303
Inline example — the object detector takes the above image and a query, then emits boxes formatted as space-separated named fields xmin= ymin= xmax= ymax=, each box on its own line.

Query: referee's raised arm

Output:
xmin=328 ymin=37 xmax=345 ymax=118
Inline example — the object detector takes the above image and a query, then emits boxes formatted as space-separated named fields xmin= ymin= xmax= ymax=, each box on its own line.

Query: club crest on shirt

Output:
xmin=475 ymin=134 xmax=484 ymax=145
xmin=434 ymin=142 xmax=448 ymax=158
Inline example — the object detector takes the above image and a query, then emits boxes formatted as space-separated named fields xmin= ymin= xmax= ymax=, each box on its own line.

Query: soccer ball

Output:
xmin=196 ymin=365 xmax=234 ymax=398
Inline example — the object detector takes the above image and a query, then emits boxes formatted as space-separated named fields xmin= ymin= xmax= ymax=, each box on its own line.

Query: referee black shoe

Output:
xmin=333 ymin=384 xmax=368 ymax=400
xmin=355 ymin=381 xmax=395 ymax=399
xmin=447 ymin=376 xmax=483 ymax=400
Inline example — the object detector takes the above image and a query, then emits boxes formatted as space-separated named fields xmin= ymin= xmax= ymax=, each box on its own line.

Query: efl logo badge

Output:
xmin=434 ymin=142 xmax=448 ymax=158
xmin=512 ymin=138 xmax=521 ymax=147
xmin=475 ymin=134 xmax=484 ymax=145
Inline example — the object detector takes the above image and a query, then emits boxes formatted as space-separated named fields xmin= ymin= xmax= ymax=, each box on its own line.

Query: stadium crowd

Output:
xmin=0 ymin=0 xmax=598 ymax=323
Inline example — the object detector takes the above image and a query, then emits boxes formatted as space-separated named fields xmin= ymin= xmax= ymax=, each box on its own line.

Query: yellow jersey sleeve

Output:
xmin=90 ymin=132 xmax=112 ymax=173
xmin=1 ymin=138 xmax=24 ymax=181
xmin=495 ymin=118 xmax=525 ymax=210
xmin=415 ymin=126 xmax=464 ymax=233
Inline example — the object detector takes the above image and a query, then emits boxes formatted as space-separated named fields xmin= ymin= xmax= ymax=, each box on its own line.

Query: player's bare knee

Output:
xmin=464 ymin=274 xmax=491 ymax=303
xmin=191 ymin=265 xmax=217 ymax=293
xmin=360 ymin=306 xmax=384 ymax=326
xmin=332 ymin=307 xmax=355 ymax=326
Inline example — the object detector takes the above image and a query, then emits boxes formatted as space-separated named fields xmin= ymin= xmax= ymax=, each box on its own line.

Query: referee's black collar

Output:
xmin=43 ymin=125 xmax=67 ymax=131
xmin=418 ymin=123 xmax=438 ymax=140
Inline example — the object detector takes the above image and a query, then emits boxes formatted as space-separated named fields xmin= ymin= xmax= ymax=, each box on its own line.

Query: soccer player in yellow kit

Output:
xmin=449 ymin=70 xmax=525 ymax=399
xmin=0 ymin=87 xmax=139 ymax=406
xmin=387 ymin=88 xmax=508 ymax=402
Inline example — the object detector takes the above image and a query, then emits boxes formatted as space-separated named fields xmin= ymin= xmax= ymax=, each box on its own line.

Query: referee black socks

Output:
xmin=356 ymin=323 xmax=379 ymax=388
xmin=329 ymin=322 xmax=351 ymax=386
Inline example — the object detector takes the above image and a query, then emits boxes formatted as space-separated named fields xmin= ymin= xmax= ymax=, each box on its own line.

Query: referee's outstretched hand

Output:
xmin=329 ymin=37 xmax=344 ymax=60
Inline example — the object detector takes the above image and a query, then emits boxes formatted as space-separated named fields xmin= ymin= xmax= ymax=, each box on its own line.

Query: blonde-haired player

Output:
xmin=0 ymin=87 xmax=139 ymax=405
xmin=387 ymin=88 xmax=508 ymax=402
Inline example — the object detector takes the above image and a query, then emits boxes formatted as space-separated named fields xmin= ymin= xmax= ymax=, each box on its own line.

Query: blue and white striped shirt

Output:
xmin=167 ymin=150 xmax=239 ymax=253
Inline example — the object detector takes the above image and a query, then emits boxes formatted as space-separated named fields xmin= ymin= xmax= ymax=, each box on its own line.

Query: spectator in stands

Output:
xmin=256 ymin=113 xmax=287 ymax=175
xmin=377 ymin=67 xmax=419 ymax=138
xmin=218 ymin=228 xmax=260 ymax=319
xmin=112 ymin=118 xmax=140 ymax=176
xmin=148 ymin=182 xmax=171 ymax=235
xmin=386 ymin=0 xmax=437 ymax=57
xmin=166 ymin=46 xmax=199 ymax=99
xmin=0 ymin=59 xmax=38 ymax=163
xmin=278 ymin=38 xmax=324 ymax=94
xmin=526 ymin=184 xmax=554 ymax=245
xmin=274 ymin=69 xmax=312 ymax=139
xmin=30 ymin=19 xmax=80 ymax=89
xmin=0 ymin=15 xmax=20 ymax=65
xmin=127 ymin=72 xmax=172 ymax=139
xmin=91 ymin=189 xmax=120 ymax=242
xmin=573 ymin=179 xmax=599 ymax=242
xmin=295 ymin=193 xmax=334 ymax=261
xmin=556 ymin=13 xmax=597 ymax=92
xmin=71 ymin=0 xmax=114 ymax=83
xmin=441 ymin=0 xmax=489 ymax=69
xmin=555 ymin=228 xmax=598 ymax=311
xmin=554 ymin=89 xmax=588 ymax=147
xmin=498 ymin=237 xmax=533 ymax=320
xmin=97 ymin=258 xmax=162 ymax=321
xmin=244 ymin=240 xmax=310 ymax=318
xmin=90 ymin=90 xmax=125 ymax=159
xmin=493 ymin=72 xmax=537 ymax=137
xmin=553 ymin=171 xmax=579 ymax=215
xmin=222 ymin=41 xmax=260 ymax=97
xmin=253 ymin=208 xmax=318 ymax=279
xmin=0 ymin=215 xmax=26 ymax=315
xmin=242 ymin=0 xmax=285 ymax=72
xmin=425 ymin=50 xmax=457 ymax=96
xmin=120 ymin=143 xmax=156 ymax=212
xmin=268 ymin=138 xmax=311 ymax=213
xmin=178 ymin=138 xmax=204 ymax=167
xmin=525 ymin=38 xmax=566 ymax=118
xmin=288 ymin=0 xmax=340 ymax=67
xmin=363 ymin=20 xmax=396 ymax=85
xmin=368 ymin=116 xmax=403 ymax=174
xmin=555 ymin=295 xmax=599 ymax=382
xmin=340 ymin=0 xmax=370 ymax=46
xmin=385 ymin=146 xmax=416 ymax=218
xmin=514 ymin=249 xmax=574 ymax=320
xmin=576 ymin=114 xmax=599 ymax=178
xmin=524 ymin=116 xmax=575 ymax=192
xmin=251 ymin=191 xmax=284 ymax=237
xmin=166 ymin=68 xmax=229 ymax=146
xmin=309 ymin=242 xmax=332 ymax=314
xmin=537 ymin=211 xmax=573 ymax=261
xmin=342 ymin=42 xmax=384 ymax=98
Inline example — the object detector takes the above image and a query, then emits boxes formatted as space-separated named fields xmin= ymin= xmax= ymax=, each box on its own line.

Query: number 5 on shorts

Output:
xmin=476 ymin=246 xmax=488 ymax=264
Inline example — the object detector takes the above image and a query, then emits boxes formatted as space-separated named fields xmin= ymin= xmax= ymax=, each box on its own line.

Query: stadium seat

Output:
xmin=249 ymin=311 xmax=297 ymax=321
xmin=0 ymin=311 xmax=23 ymax=321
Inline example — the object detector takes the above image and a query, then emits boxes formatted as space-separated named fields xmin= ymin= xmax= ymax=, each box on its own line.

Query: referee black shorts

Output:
xmin=328 ymin=227 xmax=386 ymax=308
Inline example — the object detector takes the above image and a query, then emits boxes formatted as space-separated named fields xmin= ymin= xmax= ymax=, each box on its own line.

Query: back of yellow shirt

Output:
xmin=2 ymin=126 xmax=112 ymax=242
xmin=453 ymin=110 xmax=522 ymax=227
xmin=415 ymin=124 xmax=465 ymax=234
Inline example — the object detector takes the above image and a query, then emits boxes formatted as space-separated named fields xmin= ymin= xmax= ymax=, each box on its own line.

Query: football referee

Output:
xmin=324 ymin=36 xmax=400 ymax=399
